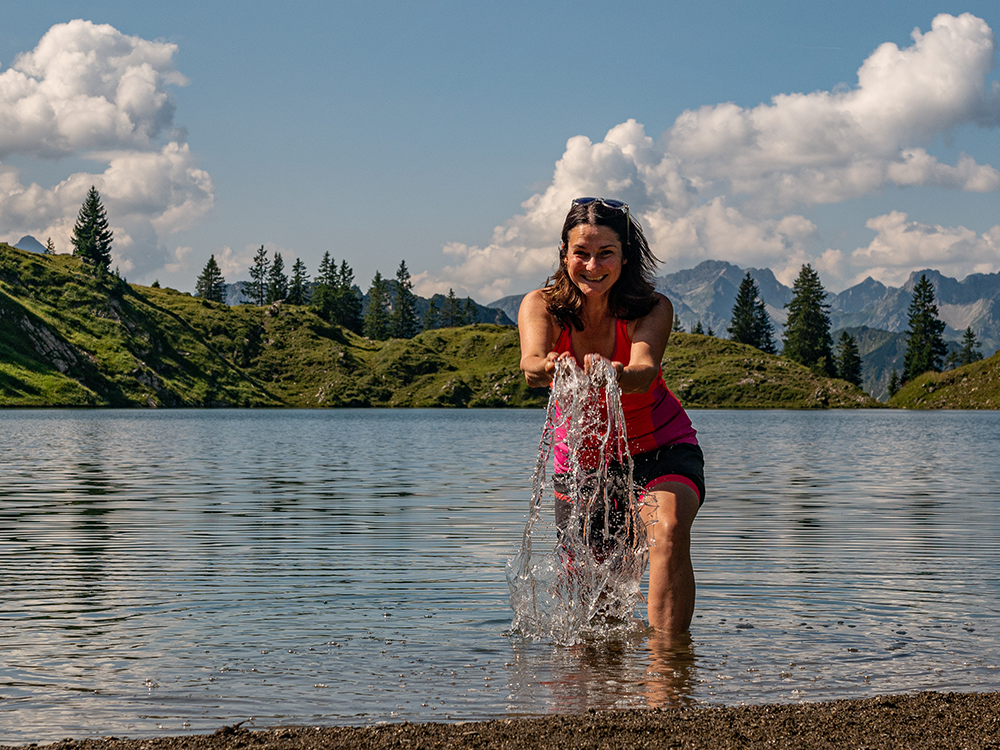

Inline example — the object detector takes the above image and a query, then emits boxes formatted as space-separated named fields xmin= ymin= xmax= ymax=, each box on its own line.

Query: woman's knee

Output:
xmin=645 ymin=483 xmax=699 ymax=529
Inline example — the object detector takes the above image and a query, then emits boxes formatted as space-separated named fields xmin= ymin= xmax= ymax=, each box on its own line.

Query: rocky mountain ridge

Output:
xmin=489 ymin=260 xmax=1000 ymax=357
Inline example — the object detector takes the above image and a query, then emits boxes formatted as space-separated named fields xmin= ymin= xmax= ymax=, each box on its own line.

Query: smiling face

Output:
xmin=564 ymin=223 xmax=624 ymax=298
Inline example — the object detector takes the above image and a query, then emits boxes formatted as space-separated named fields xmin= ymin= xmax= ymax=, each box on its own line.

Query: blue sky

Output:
xmin=2 ymin=0 xmax=1000 ymax=300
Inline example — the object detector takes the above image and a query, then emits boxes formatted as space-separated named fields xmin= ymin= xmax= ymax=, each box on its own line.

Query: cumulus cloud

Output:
xmin=0 ymin=20 xmax=212 ymax=281
xmin=423 ymin=13 xmax=1000 ymax=300
xmin=0 ymin=19 xmax=186 ymax=158
xmin=848 ymin=211 xmax=1000 ymax=286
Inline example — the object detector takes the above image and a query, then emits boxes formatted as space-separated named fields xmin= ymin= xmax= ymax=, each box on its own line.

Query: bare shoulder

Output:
xmin=518 ymin=289 xmax=552 ymax=324
xmin=629 ymin=293 xmax=673 ymax=337
xmin=650 ymin=292 xmax=673 ymax=320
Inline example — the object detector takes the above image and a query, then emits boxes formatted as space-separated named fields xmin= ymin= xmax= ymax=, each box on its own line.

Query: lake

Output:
xmin=1 ymin=408 xmax=998 ymax=744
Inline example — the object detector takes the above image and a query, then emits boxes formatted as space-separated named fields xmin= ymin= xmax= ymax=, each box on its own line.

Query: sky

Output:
xmin=2 ymin=0 xmax=1000 ymax=301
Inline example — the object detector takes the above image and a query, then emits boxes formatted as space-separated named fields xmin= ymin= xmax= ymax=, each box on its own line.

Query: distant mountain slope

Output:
xmin=486 ymin=294 xmax=523 ymax=325
xmin=657 ymin=261 xmax=999 ymax=359
xmin=830 ymin=269 xmax=1000 ymax=355
xmin=655 ymin=260 xmax=791 ymax=335
xmin=13 ymin=235 xmax=46 ymax=254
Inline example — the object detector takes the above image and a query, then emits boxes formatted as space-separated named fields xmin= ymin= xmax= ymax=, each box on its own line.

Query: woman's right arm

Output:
xmin=518 ymin=290 xmax=561 ymax=388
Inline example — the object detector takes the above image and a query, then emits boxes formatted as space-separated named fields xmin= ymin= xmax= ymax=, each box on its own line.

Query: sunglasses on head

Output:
xmin=571 ymin=197 xmax=630 ymax=242
xmin=572 ymin=197 xmax=628 ymax=212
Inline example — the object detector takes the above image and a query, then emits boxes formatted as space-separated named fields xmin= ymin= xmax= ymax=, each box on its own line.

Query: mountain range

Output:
xmin=490 ymin=260 xmax=1000 ymax=351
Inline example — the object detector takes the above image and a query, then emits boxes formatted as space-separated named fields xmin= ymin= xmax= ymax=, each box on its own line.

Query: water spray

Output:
xmin=507 ymin=357 xmax=653 ymax=644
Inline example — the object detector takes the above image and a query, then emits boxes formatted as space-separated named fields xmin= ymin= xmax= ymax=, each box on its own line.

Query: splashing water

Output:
xmin=506 ymin=357 xmax=653 ymax=644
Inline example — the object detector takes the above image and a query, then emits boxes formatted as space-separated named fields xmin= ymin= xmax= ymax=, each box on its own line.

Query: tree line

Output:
xmin=708 ymin=266 xmax=984 ymax=394
xmin=194 ymin=249 xmax=481 ymax=340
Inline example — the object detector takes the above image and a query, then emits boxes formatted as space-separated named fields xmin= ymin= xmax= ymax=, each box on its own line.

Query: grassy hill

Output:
xmin=890 ymin=350 xmax=1000 ymax=409
xmin=0 ymin=244 xmax=542 ymax=408
xmin=0 ymin=243 xmax=919 ymax=410
xmin=660 ymin=333 xmax=879 ymax=408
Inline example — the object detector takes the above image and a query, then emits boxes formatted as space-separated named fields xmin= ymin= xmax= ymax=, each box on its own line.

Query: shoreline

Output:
xmin=5 ymin=690 xmax=997 ymax=750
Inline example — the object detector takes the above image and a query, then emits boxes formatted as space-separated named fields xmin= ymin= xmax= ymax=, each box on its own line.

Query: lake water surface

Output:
xmin=1 ymin=409 xmax=999 ymax=743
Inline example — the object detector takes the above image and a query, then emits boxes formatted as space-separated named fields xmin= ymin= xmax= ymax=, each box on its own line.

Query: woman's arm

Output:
xmin=518 ymin=290 xmax=563 ymax=388
xmin=618 ymin=293 xmax=673 ymax=394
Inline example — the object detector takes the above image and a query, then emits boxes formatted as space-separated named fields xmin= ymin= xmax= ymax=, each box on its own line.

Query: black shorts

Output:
xmin=631 ymin=442 xmax=705 ymax=505
xmin=552 ymin=442 xmax=705 ymax=554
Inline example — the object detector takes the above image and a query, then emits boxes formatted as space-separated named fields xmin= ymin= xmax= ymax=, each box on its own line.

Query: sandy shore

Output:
xmin=5 ymin=691 xmax=999 ymax=750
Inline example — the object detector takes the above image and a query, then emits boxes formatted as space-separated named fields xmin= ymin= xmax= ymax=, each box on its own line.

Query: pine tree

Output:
xmin=887 ymin=369 xmax=900 ymax=398
xmin=835 ymin=331 xmax=863 ymax=387
xmin=44 ymin=237 xmax=55 ymax=255
xmin=423 ymin=299 xmax=439 ymax=330
xmin=71 ymin=186 xmax=114 ymax=269
xmin=248 ymin=245 xmax=270 ymax=306
xmin=389 ymin=260 xmax=419 ymax=338
xmin=440 ymin=289 xmax=461 ymax=327
xmin=195 ymin=255 xmax=227 ymax=303
xmin=266 ymin=252 xmax=288 ymax=303
xmin=956 ymin=326 xmax=984 ymax=366
xmin=311 ymin=252 xmax=336 ymax=320
xmin=903 ymin=274 xmax=948 ymax=381
xmin=706 ymin=325 xmax=715 ymax=337
xmin=336 ymin=260 xmax=363 ymax=334
xmin=782 ymin=264 xmax=835 ymax=375
xmin=691 ymin=320 xmax=704 ymax=335
xmin=287 ymin=258 xmax=310 ymax=305
xmin=317 ymin=252 xmax=335 ymax=285
xmin=728 ymin=272 xmax=776 ymax=353
xmin=464 ymin=297 xmax=478 ymax=325
xmin=363 ymin=271 xmax=390 ymax=340
xmin=672 ymin=313 xmax=684 ymax=333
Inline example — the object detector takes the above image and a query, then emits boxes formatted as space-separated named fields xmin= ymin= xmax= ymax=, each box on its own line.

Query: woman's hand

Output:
xmin=582 ymin=353 xmax=625 ymax=385
xmin=521 ymin=350 xmax=575 ymax=388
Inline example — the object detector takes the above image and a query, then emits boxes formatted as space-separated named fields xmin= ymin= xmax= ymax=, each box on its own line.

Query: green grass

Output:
xmin=661 ymin=333 xmax=881 ymax=408
xmin=890 ymin=351 xmax=1000 ymax=409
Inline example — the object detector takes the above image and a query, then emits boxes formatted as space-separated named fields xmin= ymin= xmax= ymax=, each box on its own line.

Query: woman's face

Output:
xmin=564 ymin=223 xmax=624 ymax=298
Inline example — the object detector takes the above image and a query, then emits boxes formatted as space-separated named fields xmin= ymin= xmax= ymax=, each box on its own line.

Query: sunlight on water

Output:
xmin=507 ymin=359 xmax=648 ymax=644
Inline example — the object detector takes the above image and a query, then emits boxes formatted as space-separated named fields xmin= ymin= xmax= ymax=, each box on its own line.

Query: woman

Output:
xmin=518 ymin=197 xmax=705 ymax=634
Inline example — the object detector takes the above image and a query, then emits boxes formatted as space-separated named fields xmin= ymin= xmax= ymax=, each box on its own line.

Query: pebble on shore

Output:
xmin=5 ymin=690 xmax=999 ymax=750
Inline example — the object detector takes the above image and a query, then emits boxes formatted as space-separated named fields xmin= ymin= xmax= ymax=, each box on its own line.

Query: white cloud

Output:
xmin=667 ymin=12 xmax=1000 ymax=206
xmin=0 ymin=20 xmax=186 ymax=158
xmin=0 ymin=20 xmax=212 ymax=282
xmin=847 ymin=211 xmax=1000 ymax=286
xmin=427 ymin=13 xmax=1000 ymax=300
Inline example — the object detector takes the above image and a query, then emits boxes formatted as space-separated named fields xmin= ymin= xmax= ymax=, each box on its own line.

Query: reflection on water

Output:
xmin=1 ymin=409 xmax=999 ymax=743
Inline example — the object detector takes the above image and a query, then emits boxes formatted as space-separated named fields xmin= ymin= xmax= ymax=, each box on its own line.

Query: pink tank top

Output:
xmin=552 ymin=320 xmax=697 ymax=472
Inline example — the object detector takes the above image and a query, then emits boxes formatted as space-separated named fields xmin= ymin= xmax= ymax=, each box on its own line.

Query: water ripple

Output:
xmin=0 ymin=409 xmax=998 ymax=742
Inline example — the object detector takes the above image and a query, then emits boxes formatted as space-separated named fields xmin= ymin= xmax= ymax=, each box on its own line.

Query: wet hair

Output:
xmin=542 ymin=200 xmax=659 ymax=331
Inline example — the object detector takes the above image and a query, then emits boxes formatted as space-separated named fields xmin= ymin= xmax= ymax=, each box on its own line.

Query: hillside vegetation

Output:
xmin=660 ymin=334 xmax=879 ymax=408
xmin=890 ymin=350 xmax=1000 ymax=409
xmin=0 ymin=243 xmax=932 ymax=410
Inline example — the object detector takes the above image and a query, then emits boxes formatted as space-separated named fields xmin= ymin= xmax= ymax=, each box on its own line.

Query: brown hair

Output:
xmin=542 ymin=200 xmax=658 ymax=330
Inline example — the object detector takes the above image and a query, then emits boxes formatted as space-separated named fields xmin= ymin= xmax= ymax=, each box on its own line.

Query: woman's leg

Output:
xmin=640 ymin=481 xmax=700 ymax=633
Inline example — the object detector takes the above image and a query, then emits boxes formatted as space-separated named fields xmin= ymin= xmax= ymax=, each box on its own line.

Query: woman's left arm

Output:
xmin=618 ymin=294 xmax=673 ymax=394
